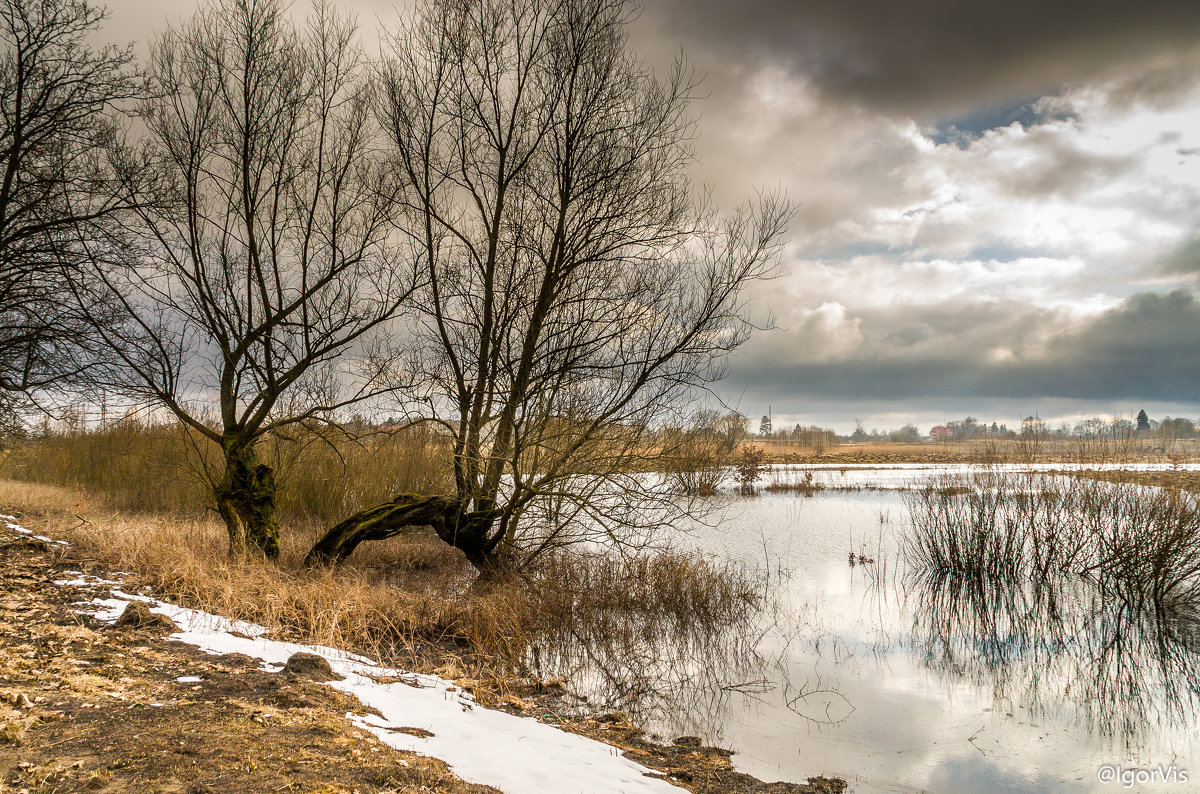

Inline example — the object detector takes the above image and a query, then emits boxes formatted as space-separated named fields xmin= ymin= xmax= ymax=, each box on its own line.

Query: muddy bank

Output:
xmin=0 ymin=509 xmax=845 ymax=794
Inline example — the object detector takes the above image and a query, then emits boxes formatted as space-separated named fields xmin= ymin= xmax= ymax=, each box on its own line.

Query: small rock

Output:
xmin=281 ymin=652 xmax=343 ymax=681
xmin=112 ymin=602 xmax=179 ymax=632
xmin=673 ymin=735 xmax=701 ymax=747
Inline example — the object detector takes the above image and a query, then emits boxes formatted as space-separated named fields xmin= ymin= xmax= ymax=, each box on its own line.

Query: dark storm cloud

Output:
xmin=733 ymin=290 xmax=1200 ymax=404
xmin=640 ymin=0 xmax=1200 ymax=117
xmin=1160 ymin=236 xmax=1200 ymax=276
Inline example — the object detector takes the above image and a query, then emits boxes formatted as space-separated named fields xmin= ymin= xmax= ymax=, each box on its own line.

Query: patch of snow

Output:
xmin=2 ymin=515 xmax=68 ymax=545
xmin=174 ymin=676 xmax=203 ymax=683
xmin=55 ymin=575 xmax=123 ymax=586
xmin=78 ymin=592 xmax=681 ymax=793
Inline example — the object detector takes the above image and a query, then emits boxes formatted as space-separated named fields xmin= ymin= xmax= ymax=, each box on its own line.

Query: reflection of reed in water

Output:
xmin=525 ymin=549 xmax=818 ymax=741
xmin=904 ymin=535 xmax=1200 ymax=746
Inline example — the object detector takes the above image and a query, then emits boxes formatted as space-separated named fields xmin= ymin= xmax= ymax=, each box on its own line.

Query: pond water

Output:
xmin=541 ymin=464 xmax=1200 ymax=793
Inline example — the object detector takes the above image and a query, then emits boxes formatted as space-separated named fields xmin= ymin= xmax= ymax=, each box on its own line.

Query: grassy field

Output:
xmin=748 ymin=438 xmax=1200 ymax=464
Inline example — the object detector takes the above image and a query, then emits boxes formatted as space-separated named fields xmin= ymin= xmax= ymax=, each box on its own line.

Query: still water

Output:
xmin=542 ymin=465 xmax=1200 ymax=793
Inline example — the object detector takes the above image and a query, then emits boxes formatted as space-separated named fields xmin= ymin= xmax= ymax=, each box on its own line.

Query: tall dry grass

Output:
xmin=0 ymin=477 xmax=762 ymax=689
xmin=1 ymin=419 xmax=454 ymax=527
xmin=2 ymin=478 xmax=522 ymax=672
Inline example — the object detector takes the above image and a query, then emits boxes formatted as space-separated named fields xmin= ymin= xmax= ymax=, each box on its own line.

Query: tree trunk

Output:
xmin=304 ymin=494 xmax=459 ymax=566
xmin=305 ymin=494 xmax=509 ymax=575
xmin=216 ymin=442 xmax=281 ymax=560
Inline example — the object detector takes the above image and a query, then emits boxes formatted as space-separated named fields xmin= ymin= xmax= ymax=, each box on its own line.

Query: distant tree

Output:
xmin=662 ymin=409 xmax=745 ymax=496
xmin=735 ymin=445 xmax=767 ymax=495
xmin=759 ymin=414 xmax=772 ymax=437
xmin=889 ymin=423 xmax=921 ymax=443
xmin=1017 ymin=415 xmax=1048 ymax=462
xmin=714 ymin=412 xmax=749 ymax=455
xmin=850 ymin=418 xmax=869 ymax=442
xmin=1137 ymin=409 xmax=1151 ymax=432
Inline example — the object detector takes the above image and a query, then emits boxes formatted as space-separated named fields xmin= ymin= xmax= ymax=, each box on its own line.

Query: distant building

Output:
xmin=929 ymin=426 xmax=953 ymax=441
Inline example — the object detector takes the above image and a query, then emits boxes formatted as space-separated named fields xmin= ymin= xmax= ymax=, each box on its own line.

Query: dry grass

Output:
xmin=751 ymin=438 xmax=1200 ymax=464
xmin=0 ymin=478 xmax=531 ymax=677
xmin=0 ymin=478 xmax=761 ymax=696
xmin=0 ymin=419 xmax=455 ymax=526
xmin=530 ymin=550 xmax=761 ymax=631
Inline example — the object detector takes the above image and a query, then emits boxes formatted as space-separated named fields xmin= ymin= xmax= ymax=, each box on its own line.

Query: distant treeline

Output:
xmin=748 ymin=411 xmax=1199 ymax=445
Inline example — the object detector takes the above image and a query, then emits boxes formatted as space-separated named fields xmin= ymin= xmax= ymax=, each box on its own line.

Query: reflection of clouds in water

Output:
xmin=535 ymin=476 xmax=1200 ymax=793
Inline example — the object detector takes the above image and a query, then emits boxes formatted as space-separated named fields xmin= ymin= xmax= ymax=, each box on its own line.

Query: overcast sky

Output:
xmin=101 ymin=0 xmax=1200 ymax=433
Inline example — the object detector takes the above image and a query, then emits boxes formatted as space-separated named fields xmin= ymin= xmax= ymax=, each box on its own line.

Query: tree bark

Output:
xmin=304 ymin=494 xmax=459 ymax=566
xmin=216 ymin=444 xmax=281 ymax=560
xmin=305 ymin=495 xmax=509 ymax=574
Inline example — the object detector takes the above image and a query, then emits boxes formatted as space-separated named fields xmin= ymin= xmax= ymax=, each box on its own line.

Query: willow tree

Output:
xmin=306 ymin=0 xmax=791 ymax=571
xmin=0 ymin=0 xmax=138 ymax=415
xmin=76 ymin=0 xmax=415 ymax=558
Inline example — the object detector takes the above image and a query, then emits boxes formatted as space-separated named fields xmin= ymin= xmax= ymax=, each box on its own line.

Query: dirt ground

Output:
xmin=0 ymin=530 xmax=501 ymax=794
xmin=0 ymin=513 xmax=845 ymax=794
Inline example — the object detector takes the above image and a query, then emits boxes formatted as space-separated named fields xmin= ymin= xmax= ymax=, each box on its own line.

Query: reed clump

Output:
xmin=904 ymin=471 xmax=1200 ymax=604
xmin=526 ymin=550 xmax=762 ymax=633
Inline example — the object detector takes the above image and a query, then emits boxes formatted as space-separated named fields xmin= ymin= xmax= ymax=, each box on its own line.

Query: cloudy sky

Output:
xmin=102 ymin=0 xmax=1200 ymax=433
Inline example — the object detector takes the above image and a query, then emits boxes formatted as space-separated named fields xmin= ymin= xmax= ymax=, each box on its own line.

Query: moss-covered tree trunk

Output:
xmin=304 ymin=494 xmax=457 ymax=565
xmin=215 ymin=440 xmax=281 ymax=560
xmin=305 ymin=494 xmax=507 ymax=574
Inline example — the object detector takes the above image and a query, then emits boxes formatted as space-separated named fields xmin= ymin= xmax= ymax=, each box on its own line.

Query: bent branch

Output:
xmin=304 ymin=494 xmax=459 ymax=566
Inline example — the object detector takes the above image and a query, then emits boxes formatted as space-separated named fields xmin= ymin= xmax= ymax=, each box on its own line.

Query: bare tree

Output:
xmin=0 ymin=0 xmax=138 ymax=416
xmin=307 ymin=0 xmax=791 ymax=572
xmin=74 ymin=0 xmax=416 ymax=558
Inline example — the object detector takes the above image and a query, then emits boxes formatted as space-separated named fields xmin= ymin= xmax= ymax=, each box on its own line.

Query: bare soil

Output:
xmin=0 ymin=511 xmax=845 ymax=794
xmin=0 ymin=532 xmax=499 ymax=794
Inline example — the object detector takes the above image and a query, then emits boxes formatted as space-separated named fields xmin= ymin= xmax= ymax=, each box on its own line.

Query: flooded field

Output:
xmin=538 ymin=465 xmax=1200 ymax=793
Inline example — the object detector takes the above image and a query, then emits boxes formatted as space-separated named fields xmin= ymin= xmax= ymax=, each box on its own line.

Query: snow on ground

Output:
xmin=0 ymin=515 xmax=681 ymax=792
xmin=3 ymin=513 xmax=68 ymax=545
xmin=75 ymin=593 xmax=682 ymax=794
xmin=53 ymin=574 xmax=124 ymax=586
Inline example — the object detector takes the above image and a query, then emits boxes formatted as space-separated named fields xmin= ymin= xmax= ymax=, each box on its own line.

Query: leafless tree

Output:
xmin=0 ymin=0 xmax=138 ymax=421
xmin=307 ymin=0 xmax=791 ymax=572
xmin=74 ymin=0 xmax=417 ymax=558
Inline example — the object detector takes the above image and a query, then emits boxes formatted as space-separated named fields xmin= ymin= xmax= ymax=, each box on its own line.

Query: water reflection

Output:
xmin=906 ymin=572 xmax=1200 ymax=746
xmin=528 ymin=477 xmax=1200 ymax=792
xmin=531 ymin=577 xmax=787 ymax=739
